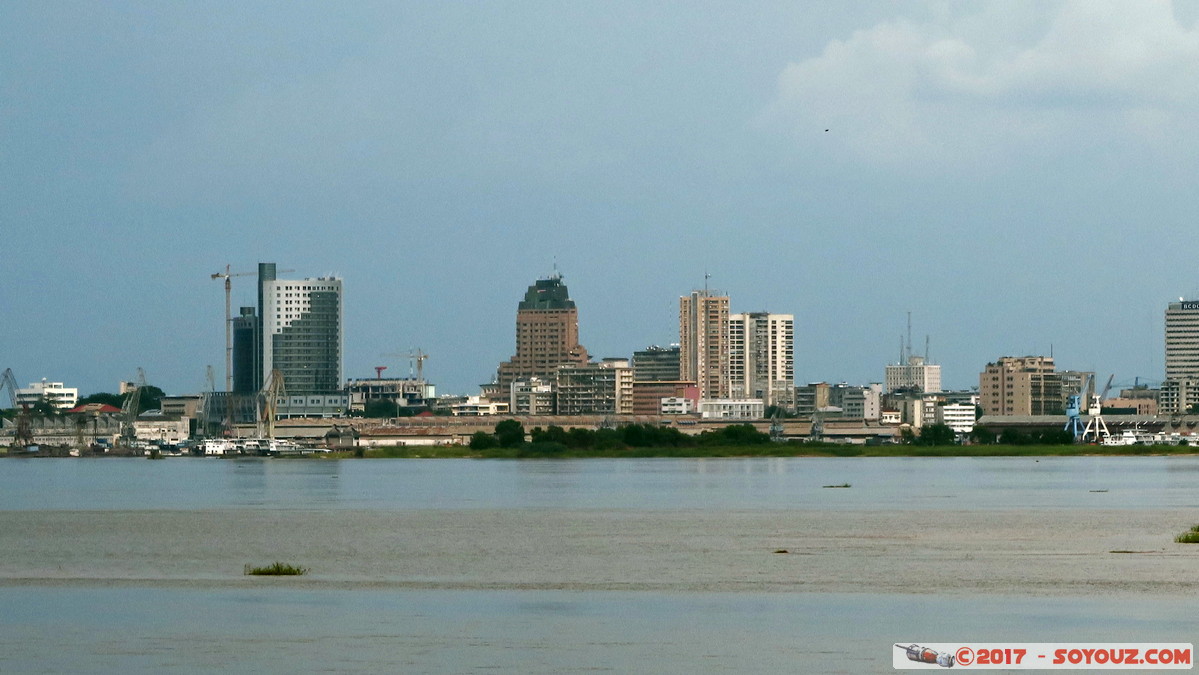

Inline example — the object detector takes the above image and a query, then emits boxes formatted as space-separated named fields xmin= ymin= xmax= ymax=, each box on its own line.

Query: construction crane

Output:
xmin=1 ymin=368 xmax=33 ymax=448
xmin=210 ymin=265 xmax=257 ymax=394
xmin=210 ymin=265 xmax=293 ymax=392
xmin=382 ymin=348 xmax=430 ymax=382
xmin=374 ymin=366 xmax=387 ymax=380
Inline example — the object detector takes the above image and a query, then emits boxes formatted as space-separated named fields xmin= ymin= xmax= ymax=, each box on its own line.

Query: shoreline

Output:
xmin=343 ymin=444 xmax=1199 ymax=459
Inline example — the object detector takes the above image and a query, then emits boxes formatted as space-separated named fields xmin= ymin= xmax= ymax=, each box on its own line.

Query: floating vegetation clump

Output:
xmin=1175 ymin=525 xmax=1199 ymax=544
xmin=245 ymin=562 xmax=309 ymax=576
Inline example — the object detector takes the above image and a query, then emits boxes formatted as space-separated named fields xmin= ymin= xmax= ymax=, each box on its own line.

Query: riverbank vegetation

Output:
xmin=336 ymin=422 xmax=1199 ymax=459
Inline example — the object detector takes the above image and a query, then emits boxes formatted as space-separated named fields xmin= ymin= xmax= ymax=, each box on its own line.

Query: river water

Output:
xmin=1 ymin=457 xmax=1196 ymax=672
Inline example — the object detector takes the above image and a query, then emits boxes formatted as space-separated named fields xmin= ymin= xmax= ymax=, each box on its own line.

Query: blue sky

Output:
xmin=4 ymin=1 xmax=1199 ymax=397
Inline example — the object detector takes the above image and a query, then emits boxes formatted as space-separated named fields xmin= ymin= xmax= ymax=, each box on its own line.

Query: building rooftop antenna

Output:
xmin=906 ymin=311 xmax=912 ymax=362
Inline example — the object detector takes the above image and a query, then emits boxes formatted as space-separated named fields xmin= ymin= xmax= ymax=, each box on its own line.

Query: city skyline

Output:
xmin=4 ymin=2 xmax=1194 ymax=397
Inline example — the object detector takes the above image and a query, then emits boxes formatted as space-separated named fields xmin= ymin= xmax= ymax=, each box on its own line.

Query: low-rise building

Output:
xmin=1159 ymin=379 xmax=1199 ymax=415
xmin=134 ymin=415 xmax=191 ymax=444
xmin=556 ymin=359 xmax=633 ymax=415
xmin=510 ymin=378 xmax=555 ymax=415
xmin=16 ymin=379 xmax=79 ymax=410
xmin=661 ymin=397 xmax=695 ymax=415
xmin=344 ymin=378 xmax=435 ymax=412
xmin=828 ymin=383 xmax=882 ymax=420
xmin=936 ymin=402 xmax=977 ymax=434
xmin=631 ymin=381 xmax=698 ymax=416
xmin=451 ymin=396 xmax=510 ymax=416
xmin=1101 ymin=396 xmax=1158 ymax=416
xmin=699 ymin=399 xmax=764 ymax=420
xmin=274 ymin=394 xmax=349 ymax=419
xmin=794 ymin=382 xmax=830 ymax=416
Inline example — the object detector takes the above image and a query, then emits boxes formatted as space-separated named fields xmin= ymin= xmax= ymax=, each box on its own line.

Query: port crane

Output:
xmin=1 ymin=368 xmax=33 ymax=447
xmin=1082 ymin=374 xmax=1114 ymax=443
xmin=1064 ymin=374 xmax=1091 ymax=441
xmin=257 ymin=369 xmax=286 ymax=439
xmin=120 ymin=368 xmax=147 ymax=447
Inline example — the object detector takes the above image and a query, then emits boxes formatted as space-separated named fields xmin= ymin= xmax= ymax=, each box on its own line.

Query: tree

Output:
xmin=918 ymin=424 xmax=956 ymax=446
xmin=530 ymin=425 xmax=569 ymax=445
xmin=494 ymin=419 xmax=526 ymax=447
xmin=31 ymin=399 xmax=60 ymax=417
xmin=999 ymin=428 xmax=1025 ymax=445
xmin=363 ymin=398 xmax=399 ymax=418
xmin=469 ymin=431 xmax=498 ymax=450
xmin=128 ymin=385 xmax=165 ymax=414
xmin=77 ymin=392 xmax=123 ymax=408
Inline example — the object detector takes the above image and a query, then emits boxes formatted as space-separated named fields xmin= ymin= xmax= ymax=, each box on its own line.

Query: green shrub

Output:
xmin=245 ymin=562 xmax=308 ymax=575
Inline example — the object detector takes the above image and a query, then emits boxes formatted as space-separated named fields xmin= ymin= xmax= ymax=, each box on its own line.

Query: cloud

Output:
xmin=762 ymin=0 xmax=1199 ymax=169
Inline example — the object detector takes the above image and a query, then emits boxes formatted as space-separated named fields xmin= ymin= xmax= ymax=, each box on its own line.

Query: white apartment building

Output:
xmin=260 ymin=276 xmax=344 ymax=395
xmin=936 ymin=403 xmax=977 ymax=434
xmin=699 ymin=399 xmax=765 ymax=420
xmin=729 ymin=312 xmax=795 ymax=408
xmin=885 ymin=356 xmax=942 ymax=393
xmin=661 ymin=397 xmax=694 ymax=415
xmin=16 ymin=380 xmax=79 ymax=410
xmin=452 ymin=396 xmax=510 ymax=416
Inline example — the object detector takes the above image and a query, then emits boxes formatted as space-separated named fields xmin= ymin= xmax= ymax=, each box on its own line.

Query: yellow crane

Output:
xmin=258 ymin=369 xmax=286 ymax=439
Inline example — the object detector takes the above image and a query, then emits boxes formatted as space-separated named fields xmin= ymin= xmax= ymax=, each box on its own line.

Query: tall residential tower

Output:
xmin=729 ymin=312 xmax=794 ymax=408
xmin=679 ymin=289 xmax=730 ymax=400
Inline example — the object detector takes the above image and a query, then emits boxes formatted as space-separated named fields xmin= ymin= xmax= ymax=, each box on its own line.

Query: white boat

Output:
xmin=201 ymin=439 xmax=234 ymax=456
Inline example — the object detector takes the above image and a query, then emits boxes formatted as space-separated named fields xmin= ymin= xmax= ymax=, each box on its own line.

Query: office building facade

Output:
xmin=979 ymin=356 xmax=1061 ymax=416
xmin=1166 ymin=300 xmax=1199 ymax=380
xmin=632 ymin=345 xmax=682 ymax=382
xmin=885 ymin=356 xmax=942 ymax=393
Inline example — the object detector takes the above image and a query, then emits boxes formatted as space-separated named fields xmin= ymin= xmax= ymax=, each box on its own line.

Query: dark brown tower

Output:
xmin=495 ymin=275 xmax=589 ymax=397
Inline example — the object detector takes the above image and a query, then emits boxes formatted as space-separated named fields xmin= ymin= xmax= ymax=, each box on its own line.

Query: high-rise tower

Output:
xmin=495 ymin=274 xmax=590 ymax=396
xmin=1165 ymin=300 xmax=1199 ymax=380
xmin=679 ymin=289 xmax=730 ymax=400
xmin=259 ymin=268 xmax=343 ymax=394
xmin=729 ymin=312 xmax=794 ymax=407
